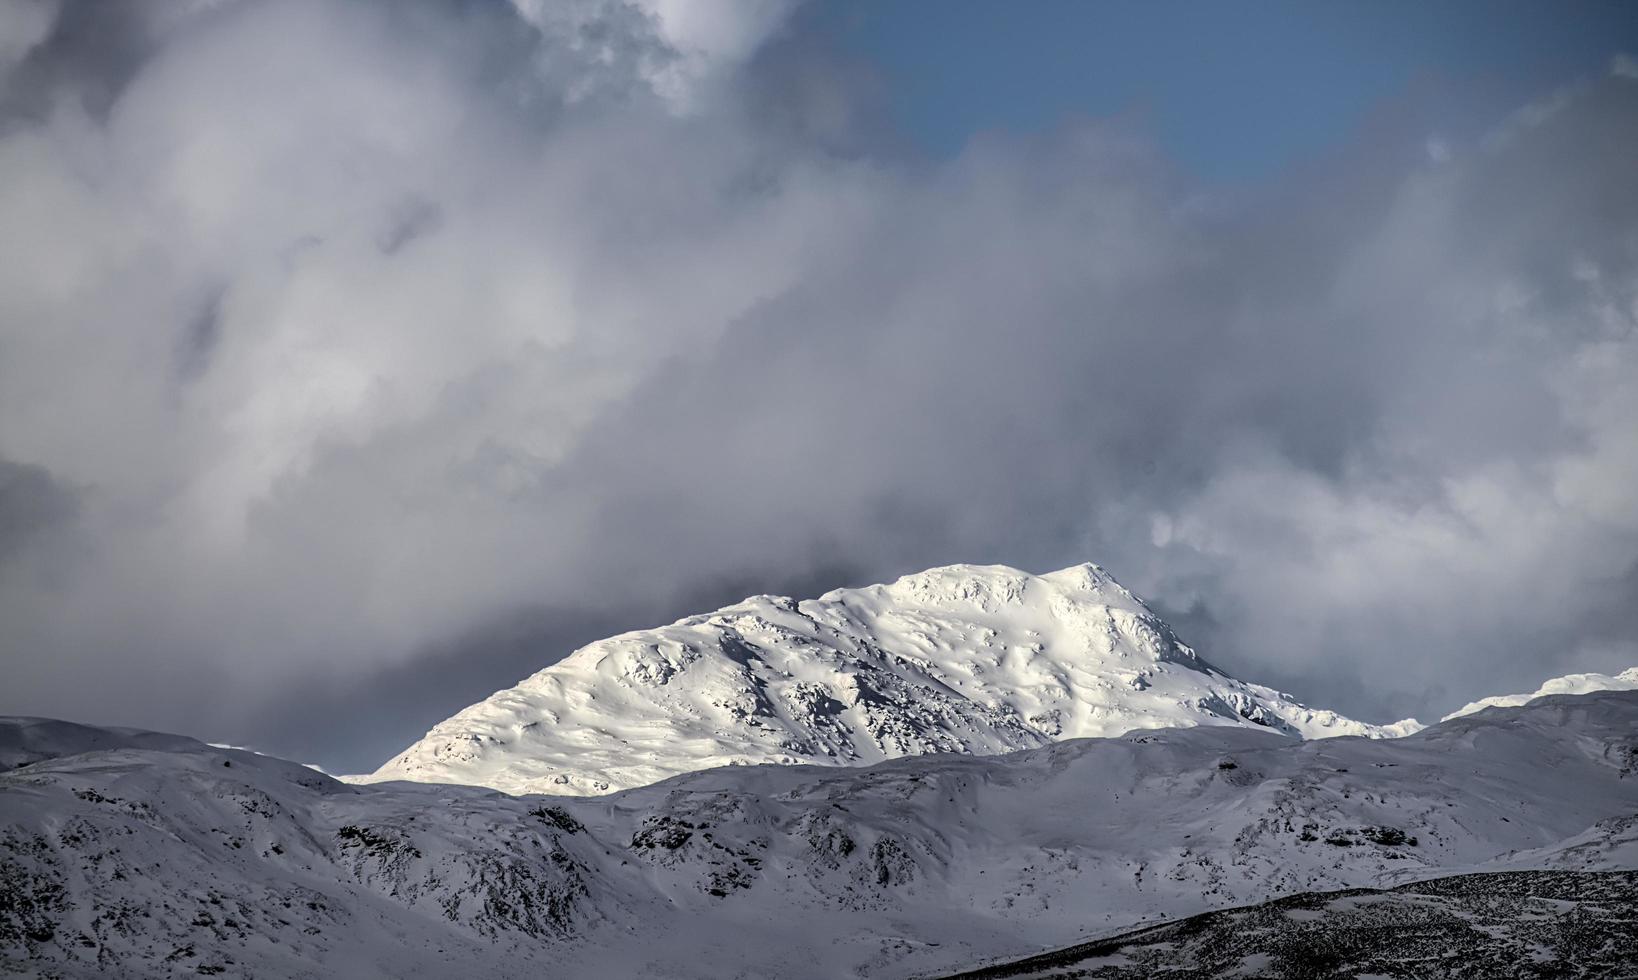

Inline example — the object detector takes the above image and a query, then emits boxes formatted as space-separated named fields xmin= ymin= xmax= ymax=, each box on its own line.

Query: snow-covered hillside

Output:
xmin=363 ymin=563 xmax=1419 ymax=795
xmin=3 ymin=693 xmax=1636 ymax=978
xmin=0 ymin=717 xmax=199 ymax=772
xmin=1443 ymin=666 xmax=1638 ymax=721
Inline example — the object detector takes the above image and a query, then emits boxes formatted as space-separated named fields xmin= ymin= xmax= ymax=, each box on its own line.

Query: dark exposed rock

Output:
xmin=529 ymin=806 xmax=585 ymax=835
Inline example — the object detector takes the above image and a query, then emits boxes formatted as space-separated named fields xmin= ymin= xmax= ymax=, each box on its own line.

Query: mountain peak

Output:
xmin=359 ymin=562 xmax=1419 ymax=795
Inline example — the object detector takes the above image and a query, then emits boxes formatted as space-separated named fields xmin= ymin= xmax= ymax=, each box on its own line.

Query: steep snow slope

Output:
xmin=4 ymin=693 xmax=1635 ymax=979
xmin=364 ymin=563 xmax=1419 ymax=795
xmin=1443 ymin=666 xmax=1638 ymax=720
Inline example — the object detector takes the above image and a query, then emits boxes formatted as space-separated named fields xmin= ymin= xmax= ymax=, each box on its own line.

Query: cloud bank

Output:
xmin=1 ymin=0 xmax=1634 ymax=769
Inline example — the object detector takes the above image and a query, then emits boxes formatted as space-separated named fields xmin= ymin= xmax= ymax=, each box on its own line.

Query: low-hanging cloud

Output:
xmin=1 ymin=0 xmax=1634 ymax=770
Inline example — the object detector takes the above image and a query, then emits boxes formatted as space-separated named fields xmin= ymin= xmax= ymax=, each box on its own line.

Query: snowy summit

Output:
xmin=362 ymin=563 xmax=1420 ymax=795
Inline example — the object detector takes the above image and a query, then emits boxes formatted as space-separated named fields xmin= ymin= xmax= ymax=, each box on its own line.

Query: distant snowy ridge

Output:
xmin=1442 ymin=666 xmax=1638 ymax=721
xmin=362 ymin=563 xmax=1421 ymax=796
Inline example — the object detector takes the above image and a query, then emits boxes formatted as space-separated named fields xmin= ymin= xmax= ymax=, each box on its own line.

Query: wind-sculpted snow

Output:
xmin=1442 ymin=666 xmax=1638 ymax=721
xmin=364 ymin=563 xmax=1420 ymax=795
xmin=3 ymin=693 xmax=1636 ymax=978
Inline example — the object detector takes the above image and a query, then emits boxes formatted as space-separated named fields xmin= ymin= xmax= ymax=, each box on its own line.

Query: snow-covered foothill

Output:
xmin=4 ymin=692 xmax=1635 ymax=978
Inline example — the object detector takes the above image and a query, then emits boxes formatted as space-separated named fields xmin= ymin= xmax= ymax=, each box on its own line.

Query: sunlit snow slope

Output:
xmin=364 ymin=563 xmax=1420 ymax=795
xmin=1443 ymin=666 xmax=1638 ymax=721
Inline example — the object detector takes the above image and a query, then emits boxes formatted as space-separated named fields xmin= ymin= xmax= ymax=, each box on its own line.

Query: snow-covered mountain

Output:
xmin=1443 ymin=666 xmax=1638 ymax=721
xmin=363 ymin=563 xmax=1420 ymax=795
xmin=3 ymin=693 xmax=1636 ymax=978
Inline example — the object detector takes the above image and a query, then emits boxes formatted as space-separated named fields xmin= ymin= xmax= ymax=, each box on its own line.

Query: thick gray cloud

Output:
xmin=0 ymin=458 xmax=78 ymax=559
xmin=1 ymin=0 xmax=1634 ymax=771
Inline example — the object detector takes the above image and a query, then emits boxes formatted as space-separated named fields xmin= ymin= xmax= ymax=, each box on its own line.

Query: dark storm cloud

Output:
xmin=0 ymin=458 xmax=78 ymax=560
xmin=0 ymin=0 xmax=153 ymax=123
xmin=0 ymin=0 xmax=1634 ymax=769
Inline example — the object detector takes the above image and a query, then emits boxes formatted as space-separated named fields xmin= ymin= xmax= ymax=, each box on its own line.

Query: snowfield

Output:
xmin=4 ymin=692 xmax=1637 ymax=978
xmin=362 ymin=563 xmax=1421 ymax=796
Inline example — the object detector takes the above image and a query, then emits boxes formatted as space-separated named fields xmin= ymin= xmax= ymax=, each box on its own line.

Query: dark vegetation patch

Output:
xmin=934 ymin=870 xmax=1638 ymax=980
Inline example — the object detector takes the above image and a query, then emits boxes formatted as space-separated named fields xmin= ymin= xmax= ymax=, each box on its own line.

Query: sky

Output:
xmin=819 ymin=0 xmax=1638 ymax=178
xmin=1 ymin=0 xmax=1636 ymax=773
